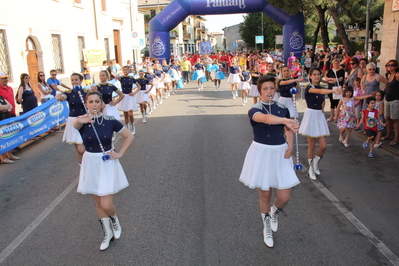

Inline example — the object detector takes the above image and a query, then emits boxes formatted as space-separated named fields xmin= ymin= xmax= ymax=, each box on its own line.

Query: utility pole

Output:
xmin=364 ymin=0 xmax=371 ymax=55
xmin=261 ymin=13 xmax=264 ymax=51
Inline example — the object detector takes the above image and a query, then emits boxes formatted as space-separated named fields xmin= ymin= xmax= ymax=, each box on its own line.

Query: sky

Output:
xmin=204 ymin=14 xmax=245 ymax=33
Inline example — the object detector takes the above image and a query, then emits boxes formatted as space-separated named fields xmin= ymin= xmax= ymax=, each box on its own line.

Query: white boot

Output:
xmin=109 ymin=214 xmax=122 ymax=239
xmin=235 ymin=90 xmax=238 ymax=97
xmin=308 ymin=159 xmax=316 ymax=180
xmin=160 ymin=97 xmax=163 ymax=105
xmin=131 ymin=122 xmax=135 ymax=135
xmin=261 ymin=213 xmax=273 ymax=248
xmin=242 ymin=97 xmax=245 ymax=106
xmin=313 ymin=155 xmax=322 ymax=175
xmin=126 ymin=123 xmax=131 ymax=132
xmin=99 ymin=217 xmax=114 ymax=250
xmin=270 ymin=205 xmax=287 ymax=232
xmin=232 ymin=91 xmax=236 ymax=99
xmin=141 ymin=112 xmax=146 ymax=124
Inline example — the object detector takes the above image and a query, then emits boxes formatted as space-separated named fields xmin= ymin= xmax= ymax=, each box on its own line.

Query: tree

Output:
xmin=239 ymin=13 xmax=282 ymax=50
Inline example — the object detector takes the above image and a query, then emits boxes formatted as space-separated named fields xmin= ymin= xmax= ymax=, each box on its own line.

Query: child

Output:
xmin=211 ymin=59 xmax=224 ymax=91
xmin=353 ymin=77 xmax=364 ymax=127
xmin=374 ymin=90 xmax=385 ymax=148
xmin=335 ymin=86 xmax=371 ymax=147
xmin=81 ymin=61 xmax=91 ymax=86
xmin=238 ymin=65 xmax=251 ymax=106
xmin=355 ymin=97 xmax=386 ymax=157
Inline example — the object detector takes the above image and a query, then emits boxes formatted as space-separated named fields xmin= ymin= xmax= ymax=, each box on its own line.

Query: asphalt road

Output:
xmin=0 ymin=80 xmax=398 ymax=266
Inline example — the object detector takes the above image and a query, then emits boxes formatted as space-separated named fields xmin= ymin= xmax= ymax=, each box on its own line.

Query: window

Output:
xmin=51 ymin=34 xmax=64 ymax=73
xmin=0 ymin=30 xmax=11 ymax=80
xmin=78 ymin=36 xmax=85 ymax=66
xmin=104 ymin=38 xmax=110 ymax=61
xmin=150 ymin=9 xmax=156 ymax=17
xmin=360 ymin=36 xmax=366 ymax=42
xmin=350 ymin=37 xmax=356 ymax=42
xmin=101 ymin=0 xmax=106 ymax=12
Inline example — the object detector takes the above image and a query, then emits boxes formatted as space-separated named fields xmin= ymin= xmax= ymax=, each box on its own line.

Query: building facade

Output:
xmin=0 ymin=0 xmax=143 ymax=98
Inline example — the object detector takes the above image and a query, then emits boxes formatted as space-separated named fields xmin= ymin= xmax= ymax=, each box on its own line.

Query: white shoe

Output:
xmin=131 ymin=123 xmax=135 ymax=135
xmin=308 ymin=159 xmax=316 ymax=180
xmin=270 ymin=206 xmax=286 ymax=232
xmin=99 ymin=218 xmax=114 ymax=251
xmin=143 ymin=117 xmax=147 ymax=123
xmin=198 ymin=87 xmax=201 ymax=91
xmin=263 ymin=214 xmax=274 ymax=248
xmin=110 ymin=215 xmax=122 ymax=239
xmin=313 ymin=155 xmax=321 ymax=175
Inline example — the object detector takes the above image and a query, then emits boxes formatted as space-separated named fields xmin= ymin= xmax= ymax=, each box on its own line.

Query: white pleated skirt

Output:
xmin=146 ymin=84 xmax=156 ymax=96
xmin=163 ymin=75 xmax=171 ymax=83
xmin=278 ymin=97 xmax=294 ymax=118
xmin=103 ymin=104 xmax=120 ymax=120
xmin=62 ymin=116 xmax=83 ymax=144
xmin=157 ymin=81 xmax=165 ymax=89
xmin=249 ymin=85 xmax=260 ymax=97
xmin=239 ymin=141 xmax=300 ymax=191
xmin=238 ymin=82 xmax=251 ymax=90
xmin=77 ymin=151 xmax=129 ymax=196
xmin=228 ymin=73 xmax=241 ymax=84
xmin=135 ymin=90 xmax=150 ymax=104
xmin=194 ymin=70 xmax=205 ymax=80
xmin=171 ymin=69 xmax=181 ymax=81
xmin=117 ymin=94 xmax=138 ymax=112
xmin=299 ymin=108 xmax=330 ymax=138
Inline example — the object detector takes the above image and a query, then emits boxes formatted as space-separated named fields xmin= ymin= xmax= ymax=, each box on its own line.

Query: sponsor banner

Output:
xmin=0 ymin=98 xmax=69 ymax=153
xmin=83 ymin=49 xmax=107 ymax=67
xmin=200 ymin=42 xmax=212 ymax=55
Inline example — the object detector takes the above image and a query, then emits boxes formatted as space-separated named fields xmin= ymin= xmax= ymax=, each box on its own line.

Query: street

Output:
xmin=0 ymin=81 xmax=398 ymax=266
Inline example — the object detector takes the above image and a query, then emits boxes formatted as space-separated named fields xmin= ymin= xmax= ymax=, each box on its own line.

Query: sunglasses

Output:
xmin=39 ymin=74 xmax=45 ymax=77
xmin=349 ymin=63 xmax=356 ymax=65
xmin=51 ymin=74 xmax=57 ymax=76
xmin=368 ymin=69 xmax=376 ymax=71
xmin=386 ymin=64 xmax=396 ymax=67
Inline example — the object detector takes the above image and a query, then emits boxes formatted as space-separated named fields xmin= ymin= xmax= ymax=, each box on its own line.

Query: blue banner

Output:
xmin=0 ymin=98 xmax=69 ymax=153
xmin=200 ymin=42 xmax=211 ymax=55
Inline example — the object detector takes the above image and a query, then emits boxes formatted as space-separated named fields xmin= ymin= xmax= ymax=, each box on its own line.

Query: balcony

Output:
xmin=183 ymin=34 xmax=190 ymax=40
xmin=170 ymin=31 xmax=178 ymax=39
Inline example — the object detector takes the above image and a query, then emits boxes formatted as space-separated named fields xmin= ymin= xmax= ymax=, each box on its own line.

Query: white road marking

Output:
xmin=0 ymin=178 xmax=78 ymax=264
xmin=299 ymin=162 xmax=399 ymax=266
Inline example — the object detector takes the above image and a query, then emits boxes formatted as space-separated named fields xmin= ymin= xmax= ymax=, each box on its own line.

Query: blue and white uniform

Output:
xmin=62 ymin=88 xmax=89 ymax=144
xmin=135 ymin=78 xmax=150 ymax=103
xmin=239 ymin=70 xmax=251 ymax=90
xmin=228 ymin=65 xmax=241 ymax=84
xmin=95 ymin=83 xmax=120 ymax=120
xmin=117 ymin=76 xmax=138 ymax=112
xmin=278 ymin=78 xmax=297 ymax=118
xmin=249 ymin=72 xmax=262 ymax=97
xmin=298 ymin=85 xmax=330 ymax=138
xmin=145 ymin=72 xmax=157 ymax=96
xmin=193 ymin=63 xmax=205 ymax=81
xmin=239 ymin=101 xmax=299 ymax=190
xmin=77 ymin=115 xmax=128 ymax=196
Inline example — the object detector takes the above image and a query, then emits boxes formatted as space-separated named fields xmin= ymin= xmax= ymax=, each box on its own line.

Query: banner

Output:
xmin=83 ymin=49 xmax=107 ymax=67
xmin=0 ymin=98 xmax=69 ymax=154
xmin=200 ymin=42 xmax=211 ymax=55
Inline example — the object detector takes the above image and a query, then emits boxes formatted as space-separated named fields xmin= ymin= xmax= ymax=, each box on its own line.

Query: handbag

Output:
xmin=332 ymin=70 xmax=342 ymax=100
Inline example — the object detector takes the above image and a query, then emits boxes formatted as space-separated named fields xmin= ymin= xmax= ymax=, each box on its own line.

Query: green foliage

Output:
xmin=350 ymin=41 xmax=365 ymax=53
xmin=239 ymin=13 xmax=282 ymax=49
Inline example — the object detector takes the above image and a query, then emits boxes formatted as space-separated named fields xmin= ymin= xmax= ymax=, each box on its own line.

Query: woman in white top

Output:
xmin=36 ymin=71 xmax=54 ymax=104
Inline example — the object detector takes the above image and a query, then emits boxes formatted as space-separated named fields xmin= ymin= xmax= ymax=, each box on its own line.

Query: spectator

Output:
xmin=101 ymin=60 xmax=108 ymax=71
xmin=345 ymin=58 xmax=364 ymax=88
xmin=287 ymin=52 xmax=296 ymax=70
xmin=36 ymin=71 xmax=53 ymax=104
xmin=361 ymin=62 xmax=387 ymax=110
xmin=0 ymin=72 xmax=20 ymax=163
xmin=180 ymin=56 xmax=192 ymax=84
xmin=304 ymin=53 xmax=312 ymax=74
xmin=81 ymin=61 xmax=92 ymax=86
xmin=47 ymin=69 xmax=70 ymax=96
xmin=0 ymin=94 xmax=13 ymax=163
xmin=382 ymin=60 xmax=399 ymax=145
xmin=359 ymin=58 xmax=368 ymax=75
xmin=16 ymin=73 xmax=37 ymax=114
xmin=107 ymin=60 xmax=117 ymax=79
xmin=340 ymin=52 xmax=351 ymax=72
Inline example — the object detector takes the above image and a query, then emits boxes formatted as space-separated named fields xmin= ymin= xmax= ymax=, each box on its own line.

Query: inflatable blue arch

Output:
xmin=149 ymin=0 xmax=304 ymax=63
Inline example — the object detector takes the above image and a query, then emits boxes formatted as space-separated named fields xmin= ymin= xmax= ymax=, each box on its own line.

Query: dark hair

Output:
xmin=71 ymin=72 xmax=84 ymax=81
xmin=350 ymin=57 xmax=359 ymax=65
xmin=360 ymin=58 xmax=368 ymax=64
xmin=375 ymin=89 xmax=385 ymax=100
xmin=19 ymin=73 xmax=32 ymax=91
xmin=37 ymin=71 xmax=48 ymax=87
xmin=342 ymin=86 xmax=354 ymax=98
xmin=366 ymin=96 xmax=376 ymax=105
xmin=308 ymin=67 xmax=321 ymax=84
xmin=86 ymin=91 xmax=103 ymax=102
xmin=257 ymin=75 xmax=276 ymax=93
xmin=354 ymin=77 xmax=361 ymax=83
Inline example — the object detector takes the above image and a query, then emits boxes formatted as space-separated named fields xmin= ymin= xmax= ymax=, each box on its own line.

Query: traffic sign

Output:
xmin=255 ymin=36 xmax=264 ymax=44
